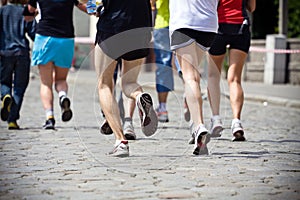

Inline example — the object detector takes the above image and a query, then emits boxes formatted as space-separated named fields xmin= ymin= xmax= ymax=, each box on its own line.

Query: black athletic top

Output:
xmin=97 ymin=0 xmax=152 ymax=34
xmin=95 ymin=0 xmax=152 ymax=60
xmin=28 ymin=0 xmax=79 ymax=38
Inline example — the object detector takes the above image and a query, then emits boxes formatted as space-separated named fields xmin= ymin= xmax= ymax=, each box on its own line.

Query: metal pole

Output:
xmin=279 ymin=0 xmax=288 ymax=35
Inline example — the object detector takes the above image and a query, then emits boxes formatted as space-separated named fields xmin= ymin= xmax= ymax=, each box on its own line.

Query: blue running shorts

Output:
xmin=31 ymin=34 xmax=75 ymax=68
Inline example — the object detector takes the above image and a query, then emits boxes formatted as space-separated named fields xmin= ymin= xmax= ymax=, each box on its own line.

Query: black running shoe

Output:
xmin=1 ymin=94 xmax=12 ymax=121
xmin=43 ymin=118 xmax=55 ymax=130
xmin=100 ymin=119 xmax=113 ymax=135
xmin=8 ymin=121 xmax=20 ymax=130
xmin=60 ymin=96 xmax=73 ymax=122
xmin=136 ymin=92 xmax=158 ymax=137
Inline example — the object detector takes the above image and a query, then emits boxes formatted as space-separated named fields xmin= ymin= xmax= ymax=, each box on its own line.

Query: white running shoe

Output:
xmin=192 ymin=125 xmax=210 ymax=155
xmin=210 ymin=116 xmax=224 ymax=138
xmin=108 ymin=141 xmax=129 ymax=157
xmin=123 ymin=118 xmax=136 ymax=140
xmin=136 ymin=93 xmax=158 ymax=137
xmin=231 ymin=120 xmax=246 ymax=142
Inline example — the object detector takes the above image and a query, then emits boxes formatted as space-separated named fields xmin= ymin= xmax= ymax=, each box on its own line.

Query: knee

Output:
xmin=227 ymin=76 xmax=241 ymax=85
xmin=54 ymin=79 xmax=67 ymax=88
xmin=98 ymin=76 xmax=113 ymax=90
xmin=183 ymin=73 xmax=200 ymax=84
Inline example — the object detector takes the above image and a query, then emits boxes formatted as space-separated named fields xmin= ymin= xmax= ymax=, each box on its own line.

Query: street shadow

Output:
xmin=211 ymin=149 xmax=300 ymax=158
xmin=210 ymin=149 xmax=271 ymax=159
xmin=251 ymin=139 xmax=300 ymax=143
xmin=157 ymin=125 xmax=190 ymax=130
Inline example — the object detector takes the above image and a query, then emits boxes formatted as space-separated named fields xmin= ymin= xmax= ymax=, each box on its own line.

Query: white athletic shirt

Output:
xmin=169 ymin=0 xmax=219 ymax=34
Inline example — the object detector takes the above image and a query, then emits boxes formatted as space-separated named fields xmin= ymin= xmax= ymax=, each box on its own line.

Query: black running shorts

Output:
xmin=209 ymin=26 xmax=251 ymax=56
xmin=171 ymin=28 xmax=216 ymax=50
xmin=96 ymin=29 xmax=151 ymax=61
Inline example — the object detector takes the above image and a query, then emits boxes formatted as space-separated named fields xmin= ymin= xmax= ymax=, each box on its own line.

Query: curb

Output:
xmin=222 ymin=92 xmax=300 ymax=109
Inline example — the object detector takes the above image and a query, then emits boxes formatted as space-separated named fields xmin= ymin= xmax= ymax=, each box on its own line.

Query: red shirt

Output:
xmin=218 ymin=0 xmax=248 ymax=24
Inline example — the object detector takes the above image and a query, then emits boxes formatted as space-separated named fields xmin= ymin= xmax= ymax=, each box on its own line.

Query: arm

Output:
xmin=76 ymin=2 xmax=87 ymax=13
xmin=25 ymin=19 xmax=36 ymax=41
xmin=247 ymin=0 xmax=256 ymax=13
xmin=23 ymin=1 xmax=38 ymax=22
xmin=150 ymin=0 xmax=156 ymax=11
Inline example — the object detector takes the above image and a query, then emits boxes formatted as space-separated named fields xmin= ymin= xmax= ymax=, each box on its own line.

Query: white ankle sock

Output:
xmin=158 ymin=103 xmax=167 ymax=112
xmin=58 ymin=91 xmax=67 ymax=98
xmin=232 ymin=118 xmax=241 ymax=126
xmin=212 ymin=115 xmax=221 ymax=121
xmin=115 ymin=140 xmax=122 ymax=146
xmin=194 ymin=123 xmax=207 ymax=132
xmin=45 ymin=109 xmax=54 ymax=119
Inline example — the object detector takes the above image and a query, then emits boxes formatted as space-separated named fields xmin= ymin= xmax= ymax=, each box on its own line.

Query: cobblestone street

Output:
xmin=0 ymin=69 xmax=299 ymax=200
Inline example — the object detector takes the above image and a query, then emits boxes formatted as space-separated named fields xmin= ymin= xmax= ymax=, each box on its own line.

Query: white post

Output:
xmin=264 ymin=34 xmax=287 ymax=84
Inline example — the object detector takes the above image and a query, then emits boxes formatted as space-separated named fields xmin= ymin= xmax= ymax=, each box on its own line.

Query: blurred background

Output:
xmin=1 ymin=0 xmax=299 ymax=84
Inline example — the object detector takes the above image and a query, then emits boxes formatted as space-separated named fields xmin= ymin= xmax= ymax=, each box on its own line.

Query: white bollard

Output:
xmin=264 ymin=34 xmax=287 ymax=84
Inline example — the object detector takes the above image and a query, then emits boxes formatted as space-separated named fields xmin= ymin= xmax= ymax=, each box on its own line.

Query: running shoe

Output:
xmin=43 ymin=118 xmax=55 ymax=130
xmin=183 ymin=95 xmax=190 ymax=122
xmin=123 ymin=118 xmax=136 ymax=140
xmin=108 ymin=141 xmax=129 ymax=157
xmin=192 ymin=125 xmax=210 ymax=155
xmin=100 ymin=119 xmax=113 ymax=135
xmin=8 ymin=121 xmax=20 ymax=130
xmin=60 ymin=96 xmax=73 ymax=122
xmin=231 ymin=121 xmax=246 ymax=141
xmin=210 ymin=116 xmax=224 ymax=138
xmin=1 ymin=94 xmax=12 ymax=121
xmin=136 ymin=93 xmax=158 ymax=137
xmin=155 ymin=108 xmax=169 ymax=123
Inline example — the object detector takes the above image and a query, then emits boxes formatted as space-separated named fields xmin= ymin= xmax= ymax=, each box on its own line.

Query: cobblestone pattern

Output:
xmin=0 ymin=70 xmax=299 ymax=200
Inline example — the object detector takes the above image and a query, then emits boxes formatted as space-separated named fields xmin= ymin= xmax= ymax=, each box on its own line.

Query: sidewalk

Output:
xmin=0 ymin=69 xmax=299 ymax=200
xmin=138 ymin=68 xmax=300 ymax=108
xmin=223 ymin=80 xmax=300 ymax=108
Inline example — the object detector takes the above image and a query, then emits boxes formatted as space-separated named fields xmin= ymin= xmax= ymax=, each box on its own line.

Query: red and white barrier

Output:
xmin=250 ymin=46 xmax=300 ymax=54
xmin=74 ymin=37 xmax=300 ymax=54
xmin=75 ymin=37 xmax=94 ymax=44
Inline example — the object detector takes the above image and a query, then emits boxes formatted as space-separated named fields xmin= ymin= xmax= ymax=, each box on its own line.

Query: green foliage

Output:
xmin=253 ymin=0 xmax=300 ymax=38
xmin=287 ymin=0 xmax=300 ymax=38
xmin=252 ymin=0 xmax=277 ymax=39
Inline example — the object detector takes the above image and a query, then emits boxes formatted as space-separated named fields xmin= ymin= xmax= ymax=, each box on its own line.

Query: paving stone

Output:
xmin=0 ymin=70 xmax=299 ymax=199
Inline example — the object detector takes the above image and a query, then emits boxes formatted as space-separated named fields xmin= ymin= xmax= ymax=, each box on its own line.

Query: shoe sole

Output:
xmin=8 ymin=126 xmax=20 ymax=130
xmin=193 ymin=133 xmax=210 ymax=155
xmin=211 ymin=126 xmax=223 ymax=138
xmin=124 ymin=133 xmax=136 ymax=140
xmin=232 ymin=131 xmax=246 ymax=142
xmin=100 ymin=120 xmax=113 ymax=135
xmin=109 ymin=146 xmax=129 ymax=157
xmin=184 ymin=109 xmax=190 ymax=122
xmin=43 ymin=126 xmax=55 ymax=130
xmin=1 ymin=95 xmax=12 ymax=121
xmin=188 ymin=136 xmax=195 ymax=144
xmin=112 ymin=151 xmax=129 ymax=157
xmin=137 ymin=93 xmax=158 ymax=137
xmin=61 ymin=98 xmax=73 ymax=122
